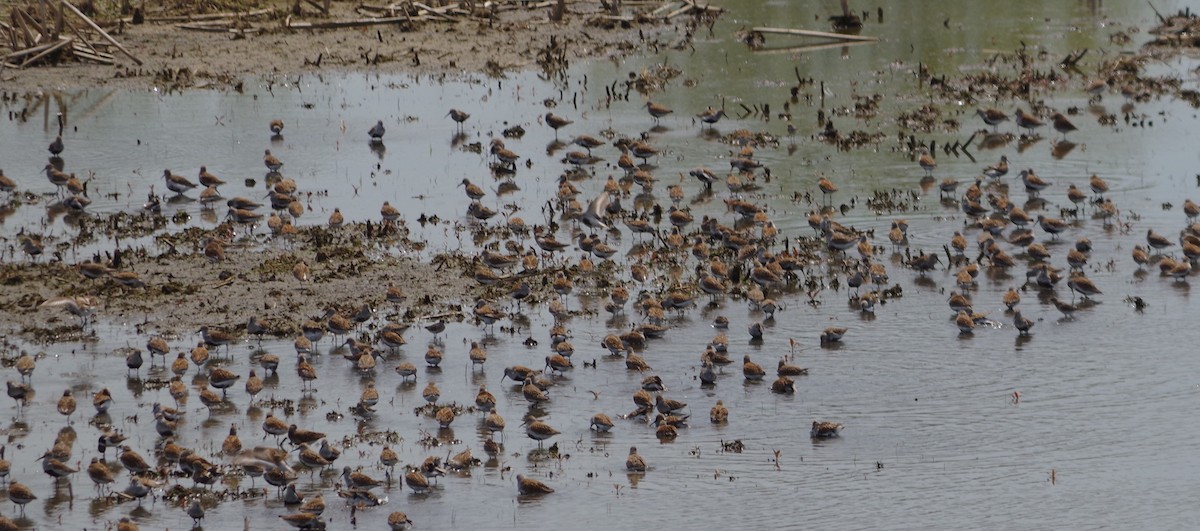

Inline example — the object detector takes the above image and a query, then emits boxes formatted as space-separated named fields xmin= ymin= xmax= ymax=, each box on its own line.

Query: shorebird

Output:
xmin=374 ymin=446 xmax=400 ymax=477
xmin=698 ymin=359 xmax=718 ymax=385
xmin=288 ymin=424 xmax=326 ymax=447
xmin=1146 ymin=229 xmax=1174 ymax=252
xmin=697 ymin=107 xmax=726 ymax=128
xmin=446 ymin=108 xmax=470 ymax=130
xmin=108 ymin=270 xmax=146 ymax=290
xmin=710 ymin=400 xmax=729 ymax=423
xmin=38 ymin=450 xmax=78 ymax=480
xmin=817 ymin=175 xmax=838 ymax=203
xmin=777 ymin=358 xmax=808 ymax=376
xmin=296 ymin=443 xmax=331 ymax=473
xmin=1002 ymin=287 xmax=1021 ymax=310
xmin=521 ymin=415 xmax=560 ymax=447
xmin=418 ymin=344 xmax=442 ymax=368
xmin=1060 ymin=184 xmax=1087 ymax=208
xmin=1182 ymin=199 xmax=1200 ymax=223
xmin=588 ymin=412 xmax=615 ymax=433
xmin=56 ymin=389 xmax=76 ymax=421
xmin=1049 ymin=297 xmax=1077 ymax=318
xmin=198 ymin=166 xmax=225 ymax=189
xmin=240 ymin=368 xmax=263 ymax=402
xmin=917 ymin=146 xmax=937 ymax=177
xmin=581 ymin=191 xmax=611 ymax=230
xmin=820 ymin=327 xmax=848 ymax=344
xmin=655 ymin=423 xmax=678 ymax=440
xmin=96 ymin=430 xmax=127 ymax=455
xmin=120 ymin=347 xmax=144 ymax=377
xmin=516 ymin=474 xmax=555 ymax=495
xmin=1066 ymin=273 xmax=1102 ymax=301
xmin=4 ymin=381 xmax=30 ymax=412
xmin=545 ymin=354 xmax=573 ymax=375
xmin=502 ymin=365 xmax=538 ymax=384
xmin=368 ymin=120 xmax=386 ymax=142
xmin=19 ymin=233 xmax=44 ymax=260
xmin=522 ymin=377 xmax=550 ymax=403
xmin=1034 ymin=215 xmax=1067 ymax=239
xmin=119 ymin=445 xmax=151 ymax=475
xmin=395 ymin=361 xmax=417 ymax=382
xmin=423 ymin=319 xmax=446 ymax=339
xmin=624 ymin=446 xmax=647 ymax=472
xmin=484 ymin=411 xmax=506 ymax=441
xmin=162 ymin=169 xmax=197 ymax=195
xmin=186 ymin=499 xmax=205 ymax=525
xmin=7 ymin=481 xmax=36 ymax=512
xmin=955 ymin=310 xmax=976 ymax=334
xmin=568 ymin=134 xmax=603 ymax=155
xmin=279 ymin=513 xmax=322 ymax=529
xmin=1021 ymin=169 xmax=1052 ymax=197
xmin=644 ymin=101 xmax=673 ymax=123
xmin=474 ymin=385 xmax=496 ymax=411
xmin=435 ymin=406 xmax=456 ymax=428
xmin=262 ymin=413 xmax=289 ymax=443
xmin=1051 ymin=112 xmax=1077 ymax=139
xmin=490 ymin=139 xmax=520 ymax=169
xmin=14 ymin=354 xmax=34 ymax=382
xmin=294 ymin=492 xmax=324 ymax=514
xmin=263 ymin=149 xmax=283 ymax=172
xmin=655 ymin=394 xmax=687 ymax=415
xmin=1013 ymin=311 xmax=1034 ymax=335
xmin=87 ymin=457 xmax=114 ymax=493
xmin=218 ymin=425 xmax=243 ymax=456
xmin=42 ymin=164 xmax=70 ymax=195
xmin=404 ymin=469 xmax=429 ymax=494
xmin=1164 ymin=258 xmax=1193 ymax=280
xmin=63 ymin=172 xmax=86 ymax=195
xmin=377 ymin=201 xmax=401 ymax=223
xmin=630 ymin=141 xmax=659 ymax=164
xmin=811 ymin=420 xmax=844 ymax=438
xmin=1066 ymin=247 xmax=1089 ymax=270
xmin=743 ymin=355 xmax=765 ymax=381
xmin=142 ymin=337 xmax=168 ymax=367
xmin=976 ymin=108 xmax=1009 ymax=131
xmin=771 ymin=376 xmax=796 ymax=394
xmin=545 ymin=112 xmax=572 ymax=138
xmin=48 ymin=135 xmax=64 ymax=155
xmin=388 ymin=511 xmax=414 ymax=530
xmin=1014 ymin=108 xmax=1044 ymax=135
xmin=227 ymin=207 xmax=264 ymax=230
xmin=456 ymin=178 xmax=487 ymax=203
xmin=199 ymin=325 xmax=238 ymax=352
xmin=983 ymin=155 xmax=1009 ymax=179
xmin=1131 ymin=245 xmax=1150 ymax=269
xmin=422 ymin=381 xmax=440 ymax=404
xmin=269 ymin=119 xmax=284 ymax=136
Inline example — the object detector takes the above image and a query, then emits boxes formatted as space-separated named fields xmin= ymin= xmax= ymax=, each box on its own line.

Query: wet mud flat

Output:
xmin=1 ymin=0 xmax=718 ymax=90
xmin=0 ymin=217 xmax=481 ymax=343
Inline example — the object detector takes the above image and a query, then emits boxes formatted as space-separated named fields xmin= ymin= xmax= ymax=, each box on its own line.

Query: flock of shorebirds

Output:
xmin=1 ymin=79 xmax=1198 ymax=530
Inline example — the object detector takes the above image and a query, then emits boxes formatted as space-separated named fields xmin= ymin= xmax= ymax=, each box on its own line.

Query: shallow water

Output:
xmin=3 ymin=0 xmax=1200 ymax=529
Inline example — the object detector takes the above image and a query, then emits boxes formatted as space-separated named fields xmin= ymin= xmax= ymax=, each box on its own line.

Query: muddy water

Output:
xmin=3 ymin=0 xmax=1200 ymax=529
